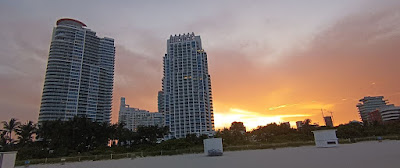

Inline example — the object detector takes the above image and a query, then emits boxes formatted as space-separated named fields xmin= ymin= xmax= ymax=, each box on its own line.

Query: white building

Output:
xmin=118 ymin=97 xmax=163 ymax=131
xmin=356 ymin=96 xmax=387 ymax=123
xmin=379 ymin=105 xmax=400 ymax=122
xmin=160 ymin=33 xmax=215 ymax=139
xmin=39 ymin=18 xmax=115 ymax=123
xmin=312 ymin=129 xmax=338 ymax=148
xmin=204 ymin=138 xmax=223 ymax=156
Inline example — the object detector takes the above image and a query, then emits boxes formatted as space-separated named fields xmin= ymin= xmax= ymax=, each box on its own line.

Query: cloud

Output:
xmin=0 ymin=15 xmax=50 ymax=122
xmin=111 ymin=44 xmax=163 ymax=120
xmin=210 ymin=2 xmax=400 ymax=127
xmin=1 ymin=0 xmax=400 ymax=128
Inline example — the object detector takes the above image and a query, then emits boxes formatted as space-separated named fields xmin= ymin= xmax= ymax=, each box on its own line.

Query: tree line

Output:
xmin=216 ymin=120 xmax=400 ymax=146
xmin=1 ymin=117 xmax=400 ymax=160
xmin=216 ymin=120 xmax=317 ymax=145
xmin=0 ymin=117 xmax=172 ymax=160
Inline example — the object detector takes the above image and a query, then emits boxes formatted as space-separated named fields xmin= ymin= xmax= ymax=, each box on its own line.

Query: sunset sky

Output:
xmin=1 ymin=0 xmax=400 ymax=130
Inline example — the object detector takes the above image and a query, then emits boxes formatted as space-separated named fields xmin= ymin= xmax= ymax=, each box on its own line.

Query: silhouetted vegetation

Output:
xmin=0 ymin=117 xmax=205 ymax=161
xmin=1 ymin=117 xmax=400 ymax=163
xmin=336 ymin=120 xmax=400 ymax=139
xmin=216 ymin=119 xmax=400 ymax=146
xmin=216 ymin=120 xmax=314 ymax=146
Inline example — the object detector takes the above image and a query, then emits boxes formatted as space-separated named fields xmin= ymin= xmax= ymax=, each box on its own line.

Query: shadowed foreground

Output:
xmin=18 ymin=141 xmax=400 ymax=168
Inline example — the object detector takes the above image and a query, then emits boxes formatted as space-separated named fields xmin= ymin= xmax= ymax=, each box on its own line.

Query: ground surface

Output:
xmin=18 ymin=140 xmax=400 ymax=168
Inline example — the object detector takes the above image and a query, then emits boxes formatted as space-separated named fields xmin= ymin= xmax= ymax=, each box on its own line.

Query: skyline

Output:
xmin=1 ymin=0 xmax=400 ymax=130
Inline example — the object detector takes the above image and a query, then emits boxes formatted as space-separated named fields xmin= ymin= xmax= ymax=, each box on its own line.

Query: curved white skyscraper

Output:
xmin=356 ymin=96 xmax=387 ymax=123
xmin=160 ymin=33 xmax=215 ymax=139
xmin=39 ymin=18 xmax=115 ymax=123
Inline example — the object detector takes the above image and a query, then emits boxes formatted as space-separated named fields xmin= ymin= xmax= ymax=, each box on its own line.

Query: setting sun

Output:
xmin=214 ymin=108 xmax=311 ymax=131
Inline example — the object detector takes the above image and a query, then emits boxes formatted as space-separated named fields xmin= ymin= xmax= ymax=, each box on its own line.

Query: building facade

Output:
xmin=323 ymin=116 xmax=334 ymax=127
xmin=158 ymin=91 xmax=164 ymax=113
xmin=118 ymin=97 xmax=163 ymax=131
xmin=160 ymin=33 xmax=215 ymax=139
xmin=356 ymin=96 xmax=387 ymax=123
xmin=379 ymin=105 xmax=400 ymax=122
xmin=39 ymin=18 xmax=115 ymax=123
xmin=368 ymin=110 xmax=383 ymax=124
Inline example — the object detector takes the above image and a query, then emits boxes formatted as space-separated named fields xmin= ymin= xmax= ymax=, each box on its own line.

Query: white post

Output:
xmin=61 ymin=158 xmax=66 ymax=165
xmin=0 ymin=151 xmax=18 ymax=168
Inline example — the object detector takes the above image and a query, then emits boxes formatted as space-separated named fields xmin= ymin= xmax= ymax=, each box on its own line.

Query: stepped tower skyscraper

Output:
xmin=160 ymin=33 xmax=214 ymax=139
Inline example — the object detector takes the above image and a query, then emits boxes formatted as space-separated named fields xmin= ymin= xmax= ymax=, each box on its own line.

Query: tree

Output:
xmin=35 ymin=117 xmax=115 ymax=154
xmin=336 ymin=122 xmax=363 ymax=139
xmin=185 ymin=133 xmax=208 ymax=145
xmin=302 ymin=119 xmax=312 ymax=126
xmin=136 ymin=126 xmax=169 ymax=144
xmin=298 ymin=119 xmax=316 ymax=136
xmin=0 ymin=130 xmax=8 ymax=147
xmin=1 ymin=118 xmax=21 ymax=145
xmin=216 ymin=122 xmax=249 ymax=145
xmin=112 ymin=122 xmax=133 ymax=146
xmin=16 ymin=121 xmax=36 ymax=147
xmin=230 ymin=122 xmax=246 ymax=133
xmin=250 ymin=122 xmax=305 ymax=143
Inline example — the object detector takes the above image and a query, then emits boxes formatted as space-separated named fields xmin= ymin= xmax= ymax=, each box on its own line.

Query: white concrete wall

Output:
xmin=312 ymin=129 xmax=338 ymax=147
xmin=0 ymin=151 xmax=17 ymax=168
xmin=204 ymin=138 xmax=223 ymax=156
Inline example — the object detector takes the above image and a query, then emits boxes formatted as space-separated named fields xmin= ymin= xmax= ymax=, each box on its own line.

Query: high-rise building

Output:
xmin=161 ymin=33 xmax=215 ymax=139
xmin=158 ymin=91 xmax=164 ymax=113
xmin=118 ymin=97 xmax=163 ymax=131
xmin=379 ymin=105 xmax=400 ymax=122
xmin=368 ymin=110 xmax=383 ymax=124
xmin=356 ymin=96 xmax=387 ymax=123
xmin=39 ymin=18 xmax=115 ymax=123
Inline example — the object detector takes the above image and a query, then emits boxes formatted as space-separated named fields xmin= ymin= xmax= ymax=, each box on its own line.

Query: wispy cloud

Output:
xmin=268 ymin=104 xmax=300 ymax=111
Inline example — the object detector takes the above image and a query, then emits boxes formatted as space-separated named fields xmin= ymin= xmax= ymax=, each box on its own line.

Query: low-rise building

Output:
xmin=118 ymin=97 xmax=164 ymax=131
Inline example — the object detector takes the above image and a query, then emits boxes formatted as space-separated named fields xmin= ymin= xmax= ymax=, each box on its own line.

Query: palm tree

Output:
xmin=2 ymin=118 xmax=21 ymax=144
xmin=0 ymin=129 xmax=7 ymax=147
xmin=16 ymin=121 xmax=36 ymax=146
xmin=300 ymin=119 xmax=316 ymax=136
xmin=302 ymin=119 xmax=312 ymax=126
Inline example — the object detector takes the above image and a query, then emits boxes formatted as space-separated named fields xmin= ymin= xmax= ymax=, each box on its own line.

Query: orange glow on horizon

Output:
xmin=214 ymin=108 xmax=311 ymax=131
